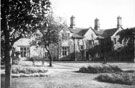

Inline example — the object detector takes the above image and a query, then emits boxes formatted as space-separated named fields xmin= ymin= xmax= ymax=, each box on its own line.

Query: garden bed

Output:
xmin=79 ymin=64 xmax=122 ymax=73
xmin=96 ymin=72 xmax=135 ymax=85
xmin=12 ymin=66 xmax=48 ymax=77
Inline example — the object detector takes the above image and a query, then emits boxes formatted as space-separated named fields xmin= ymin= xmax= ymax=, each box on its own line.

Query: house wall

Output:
xmin=84 ymin=28 xmax=97 ymax=40
xmin=58 ymin=29 xmax=88 ymax=61
xmin=13 ymin=38 xmax=47 ymax=61
xmin=13 ymin=27 xmax=101 ymax=61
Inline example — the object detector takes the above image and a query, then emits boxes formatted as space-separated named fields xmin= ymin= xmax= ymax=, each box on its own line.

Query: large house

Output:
xmin=13 ymin=16 xmax=124 ymax=61
xmin=58 ymin=16 xmax=123 ymax=61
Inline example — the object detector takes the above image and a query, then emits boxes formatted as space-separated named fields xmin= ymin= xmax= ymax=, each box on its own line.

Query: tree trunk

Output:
xmin=48 ymin=51 xmax=52 ymax=67
xmin=73 ymin=39 xmax=76 ymax=61
xmin=5 ymin=49 xmax=12 ymax=88
xmin=5 ymin=31 xmax=12 ymax=88
xmin=4 ymin=15 xmax=12 ymax=88
xmin=46 ymin=48 xmax=52 ymax=67
xmin=134 ymin=33 xmax=135 ymax=62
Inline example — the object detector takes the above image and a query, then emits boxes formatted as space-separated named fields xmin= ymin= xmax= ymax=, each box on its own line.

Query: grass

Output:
xmin=96 ymin=72 xmax=135 ymax=85
xmin=79 ymin=64 xmax=122 ymax=73
xmin=1 ymin=62 xmax=135 ymax=88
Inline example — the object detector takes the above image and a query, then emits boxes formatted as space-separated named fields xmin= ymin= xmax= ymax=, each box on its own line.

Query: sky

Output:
xmin=50 ymin=0 xmax=135 ymax=29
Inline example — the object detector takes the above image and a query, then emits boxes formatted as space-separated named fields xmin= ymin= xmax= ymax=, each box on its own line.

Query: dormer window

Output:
xmin=62 ymin=33 xmax=69 ymax=40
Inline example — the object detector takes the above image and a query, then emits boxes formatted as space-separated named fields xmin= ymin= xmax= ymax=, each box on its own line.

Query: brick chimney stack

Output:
xmin=94 ymin=18 xmax=100 ymax=31
xmin=117 ymin=16 xmax=122 ymax=28
xmin=70 ymin=15 xmax=75 ymax=29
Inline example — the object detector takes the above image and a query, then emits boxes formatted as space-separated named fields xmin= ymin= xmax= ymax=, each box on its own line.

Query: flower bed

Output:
xmin=12 ymin=66 xmax=48 ymax=77
xmin=96 ymin=72 xmax=135 ymax=85
xmin=79 ymin=65 xmax=122 ymax=73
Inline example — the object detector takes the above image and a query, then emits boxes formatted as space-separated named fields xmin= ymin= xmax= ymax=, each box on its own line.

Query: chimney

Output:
xmin=117 ymin=16 xmax=122 ymax=28
xmin=94 ymin=18 xmax=100 ymax=31
xmin=70 ymin=15 xmax=75 ymax=29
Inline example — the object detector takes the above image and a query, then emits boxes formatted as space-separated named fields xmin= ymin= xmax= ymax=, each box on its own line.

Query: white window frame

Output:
xmin=20 ymin=47 xmax=30 ymax=57
xmin=62 ymin=46 xmax=69 ymax=56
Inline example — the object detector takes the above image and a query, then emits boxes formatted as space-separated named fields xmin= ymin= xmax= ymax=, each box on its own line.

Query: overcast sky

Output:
xmin=50 ymin=0 xmax=135 ymax=29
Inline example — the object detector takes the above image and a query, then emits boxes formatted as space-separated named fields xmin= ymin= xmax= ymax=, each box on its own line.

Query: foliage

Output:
xmin=88 ymin=38 xmax=113 ymax=61
xmin=88 ymin=28 xmax=135 ymax=62
xmin=117 ymin=28 xmax=135 ymax=44
xmin=96 ymin=72 xmax=135 ymax=85
xmin=1 ymin=0 xmax=51 ymax=49
xmin=1 ymin=0 xmax=51 ymax=60
xmin=33 ymin=15 xmax=67 ymax=66
xmin=27 ymin=56 xmax=45 ymax=61
xmin=1 ymin=0 xmax=51 ymax=87
xmin=88 ymin=45 xmax=100 ymax=58
xmin=79 ymin=65 xmax=122 ymax=73
xmin=114 ymin=28 xmax=135 ymax=61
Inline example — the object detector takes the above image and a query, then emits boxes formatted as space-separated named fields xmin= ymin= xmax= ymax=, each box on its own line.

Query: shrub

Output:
xmin=79 ymin=67 xmax=88 ymax=73
xmin=12 ymin=66 xmax=48 ymax=74
xmin=79 ymin=65 xmax=122 ymax=73
xmin=96 ymin=72 xmax=135 ymax=85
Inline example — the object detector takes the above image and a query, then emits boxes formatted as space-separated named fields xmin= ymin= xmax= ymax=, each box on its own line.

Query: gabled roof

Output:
xmin=69 ymin=27 xmax=89 ymax=39
xmin=91 ymin=27 xmax=118 ymax=38
xmin=62 ymin=26 xmax=70 ymax=31
xmin=58 ymin=24 xmax=70 ymax=32
xmin=71 ymin=33 xmax=84 ymax=39
xmin=14 ymin=38 xmax=31 ymax=47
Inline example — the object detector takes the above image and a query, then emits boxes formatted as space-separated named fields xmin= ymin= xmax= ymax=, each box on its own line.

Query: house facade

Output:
xmin=13 ymin=16 xmax=125 ymax=61
xmin=13 ymin=35 xmax=48 ymax=61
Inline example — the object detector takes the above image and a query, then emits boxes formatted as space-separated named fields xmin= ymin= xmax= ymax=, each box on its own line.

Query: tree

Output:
xmin=101 ymin=38 xmax=113 ymax=63
xmin=1 ymin=0 xmax=51 ymax=88
xmin=116 ymin=28 xmax=135 ymax=62
xmin=33 ymin=15 xmax=66 ymax=67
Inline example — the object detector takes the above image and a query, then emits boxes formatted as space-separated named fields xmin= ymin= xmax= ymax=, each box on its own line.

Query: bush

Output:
xmin=96 ymin=72 xmax=135 ymax=85
xmin=12 ymin=66 xmax=48 ymax=74
xmin=79 ymin=65 xmax=122 ymax=73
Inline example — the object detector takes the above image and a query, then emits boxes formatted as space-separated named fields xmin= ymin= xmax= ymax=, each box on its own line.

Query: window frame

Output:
xmin=20 ymin=47 xmax=30 ymax=57
xmin=61 ymin=46 xmax=69 ymax=56
xmin=62 ymin=32 xmax=69 ymax=40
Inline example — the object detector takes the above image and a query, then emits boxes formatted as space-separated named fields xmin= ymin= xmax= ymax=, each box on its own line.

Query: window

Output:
xmin=62 ymin=33 xmax=69 ymax=40
xmin=62 ymin=46 xmax=69 ymax=56
xmin=44 ymin=52 xmax=48 ymax=57
xmin=20 ymin=47 xmax=30 ymax=57
xmin=80 ymin=45 xmax=84 ymax=50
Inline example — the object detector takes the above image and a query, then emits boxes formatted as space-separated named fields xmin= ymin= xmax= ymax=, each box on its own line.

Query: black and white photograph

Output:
xmin=1 ymin=0 xmax=135 ymax=88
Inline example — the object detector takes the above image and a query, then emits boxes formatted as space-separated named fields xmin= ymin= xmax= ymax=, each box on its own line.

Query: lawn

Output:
xmin=1 ymin=61 xmax=135 ymax=88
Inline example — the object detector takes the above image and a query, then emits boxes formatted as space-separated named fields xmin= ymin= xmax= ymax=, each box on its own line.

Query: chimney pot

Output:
xmin=117 ymin=16 xmax=122 ymax=28
xmin=70 ymin=15 xmax=75 ymax=29
xmin=94 ymin=18 xmax=100 ymax=31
